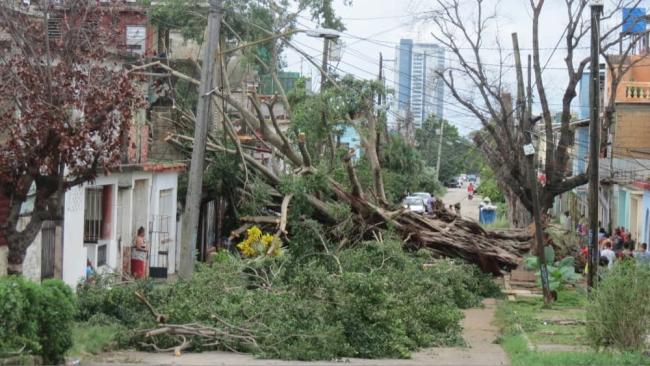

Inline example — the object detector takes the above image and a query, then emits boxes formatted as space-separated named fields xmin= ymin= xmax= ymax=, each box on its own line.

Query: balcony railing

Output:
xmin=618 ymin=81 xmax=650 ymax=103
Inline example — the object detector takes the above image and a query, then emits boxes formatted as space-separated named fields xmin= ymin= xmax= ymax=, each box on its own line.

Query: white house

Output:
xmin=15 ymin=162 xmax=183 ymax=288
xmin=61 ymin=164 xmax=183 ymax=287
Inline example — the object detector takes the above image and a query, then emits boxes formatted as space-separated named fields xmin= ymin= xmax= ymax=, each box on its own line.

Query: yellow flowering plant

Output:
xmin=236 ymin=226 xmax=282 ymax=258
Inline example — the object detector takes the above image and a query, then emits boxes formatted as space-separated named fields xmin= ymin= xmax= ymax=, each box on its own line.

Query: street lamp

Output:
xmin=305 ymin=28 xmax=341 ymax=39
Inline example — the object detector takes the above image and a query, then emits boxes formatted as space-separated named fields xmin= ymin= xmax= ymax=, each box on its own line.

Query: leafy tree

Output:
xmin=476 ymin=165 xmax=504 ymax=203
xmin=0 ymin=1 xmax=142 ymax=273
xmin=149 ymin=0 xmax=280 ymax=70
xmin=415 ymin=115 xmax=482 ymax=183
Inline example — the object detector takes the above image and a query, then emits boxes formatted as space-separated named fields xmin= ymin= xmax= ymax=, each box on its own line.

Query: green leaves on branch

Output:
xmin=523 ymin=247 xmax=582 ymax=291
xmin=76 ymin=239 xmax=500 ymax=360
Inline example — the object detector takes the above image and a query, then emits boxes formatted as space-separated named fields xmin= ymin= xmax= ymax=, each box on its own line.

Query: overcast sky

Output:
xmin=284 ymin=0 xmax=645 ymax=134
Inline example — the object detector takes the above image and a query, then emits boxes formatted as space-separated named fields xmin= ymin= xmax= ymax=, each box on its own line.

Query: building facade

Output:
xmin=0 ymin=0 xmax=185 ymax=285
xmin=393 ymin=39 xmax=445 ymax=129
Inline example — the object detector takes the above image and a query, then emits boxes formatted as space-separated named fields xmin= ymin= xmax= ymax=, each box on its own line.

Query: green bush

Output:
xmin=77 ymin=240 xmax=500 ymax=360
xmin=586 ymin=261 xmax=650 ymax=351
xmin=0 ymin=277 xmax=76 ymax=364
xmin=523 ymin=246 xmax=582 ymax=292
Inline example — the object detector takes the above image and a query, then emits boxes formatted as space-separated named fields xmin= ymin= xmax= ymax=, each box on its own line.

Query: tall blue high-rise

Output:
xmin=394 ymin=39 xmax=445 ymax=128
xmin=396 ymin=39 xmax=413 ymax=111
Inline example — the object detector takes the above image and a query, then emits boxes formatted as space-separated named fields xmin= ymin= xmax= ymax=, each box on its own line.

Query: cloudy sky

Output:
xmin=284 ymin=0 xmax=644 ymax=134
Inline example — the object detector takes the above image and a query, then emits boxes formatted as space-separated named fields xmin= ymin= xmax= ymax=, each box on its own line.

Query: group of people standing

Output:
xmin=580 ymin=225 xmax=650 ymax=269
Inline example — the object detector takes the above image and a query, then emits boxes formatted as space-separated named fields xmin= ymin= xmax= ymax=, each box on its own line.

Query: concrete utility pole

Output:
xmin=179 ymin=0 xmax=222 ymax=279
xmin=378 ymin=52 xmax=383 ymax=105
xmin=435 ymin=117 xmax=445 ymax=181
xmin=320 ymin=36 xmax=336 ymax=164
xmin=587 ymin=0 xmax=603 ymax=290
xmin=320 ymin=37 xmax=330 ymax=92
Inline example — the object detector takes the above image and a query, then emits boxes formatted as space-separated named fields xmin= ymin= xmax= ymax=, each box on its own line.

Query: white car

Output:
xmin=412 ymin=192 xmax=432 ymax=201
xmin=402 ymin=196 xmax=426 ymax=214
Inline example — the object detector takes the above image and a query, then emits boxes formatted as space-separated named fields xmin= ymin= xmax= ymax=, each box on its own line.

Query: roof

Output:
xmin=113 ymin=162 xmax=186 ymax=173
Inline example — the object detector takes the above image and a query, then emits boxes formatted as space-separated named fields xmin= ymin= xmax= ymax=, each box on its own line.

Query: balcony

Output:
xmin=617 ymin=81 xmax=650 ymax=103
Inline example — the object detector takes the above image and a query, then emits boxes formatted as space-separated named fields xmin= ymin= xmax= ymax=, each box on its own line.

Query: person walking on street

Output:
xmin=467 ymin=182 xmax=475 ymax=200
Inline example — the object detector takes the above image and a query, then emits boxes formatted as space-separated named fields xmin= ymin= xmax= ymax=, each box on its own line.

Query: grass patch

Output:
xmin=499 ymin=333 xmax=650 ymax=366
xmin=495 ymin=290 xmax=650 ymax=365
xmin=68 ymin=323 xmax=122 ymax=358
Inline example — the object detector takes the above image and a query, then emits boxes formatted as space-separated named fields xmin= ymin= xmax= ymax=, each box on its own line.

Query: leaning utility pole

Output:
xmin=378 ymin=52 xmax=383 ymax=105
xmin=179 ymin=0 xmax=222 ymax=279
xmin=320 ymin=36 xmax=336 ymax=165
xmin=435 ymin=117 xmax=444 ymax=180
xmin=587 ymin=0 xmax=603 ymax=290
xmin=513 ymin=33 xmax=551 ymax=305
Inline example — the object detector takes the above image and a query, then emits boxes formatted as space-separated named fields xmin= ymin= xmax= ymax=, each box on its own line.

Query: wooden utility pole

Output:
xmin=513 ymin=33 xmax=552 ymax=305
xmin=179 ymin=0 xmax=222 ymax=279
xmin=588 ymin=0 xmax=603 ymax=290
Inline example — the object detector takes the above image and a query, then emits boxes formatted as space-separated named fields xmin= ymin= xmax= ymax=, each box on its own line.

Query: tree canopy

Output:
xmin=415 ymin=115 xmax=482 ymax=183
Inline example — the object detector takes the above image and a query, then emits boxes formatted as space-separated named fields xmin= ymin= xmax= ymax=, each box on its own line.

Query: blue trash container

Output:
xmin=479 ymin=207 xmax=497 ymax=224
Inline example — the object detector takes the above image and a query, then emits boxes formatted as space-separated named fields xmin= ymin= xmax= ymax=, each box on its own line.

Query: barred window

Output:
xmin=97 ymin=244 xmax=107 ymax=267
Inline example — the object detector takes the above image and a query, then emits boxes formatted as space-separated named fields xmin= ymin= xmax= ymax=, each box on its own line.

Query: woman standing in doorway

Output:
xmin=131 ymin=226 xmax=148 ymax=279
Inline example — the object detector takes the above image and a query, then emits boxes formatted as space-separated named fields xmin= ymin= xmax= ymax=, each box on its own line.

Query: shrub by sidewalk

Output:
xmin=586 ymin=261 xmax=650 ymax=351
xmin=496 ymin=289 xmax=650 ymax=366
xmin=0 ymin=277 xmax=76 ymax=364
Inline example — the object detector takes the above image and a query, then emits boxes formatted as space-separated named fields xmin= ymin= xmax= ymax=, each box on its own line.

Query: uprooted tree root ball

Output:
xmin=76 ymin=239 xmax=502 ymax=360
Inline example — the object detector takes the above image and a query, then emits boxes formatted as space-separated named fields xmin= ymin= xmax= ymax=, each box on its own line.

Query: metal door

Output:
xmin=40 ymin=221 xmax=55 ymax=279
xmin=149 ymin=189 xmax=172 ymax=278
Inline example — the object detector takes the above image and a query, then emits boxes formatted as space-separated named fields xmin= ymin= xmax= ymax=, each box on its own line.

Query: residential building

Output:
xmin=393 ymin=39 xmax=445 ymax=129
xmin=0 ymin=0 xmax=185 ymax=285
xmin=605 ymin=53 xmax=650 ymax=245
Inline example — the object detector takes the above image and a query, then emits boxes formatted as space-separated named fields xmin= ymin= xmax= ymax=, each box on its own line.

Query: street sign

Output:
xmin=523 ymin=144 xmax=535 ymax=156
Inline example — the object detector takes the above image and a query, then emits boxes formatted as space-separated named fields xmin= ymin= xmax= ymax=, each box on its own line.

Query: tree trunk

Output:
xmin=7 ymin=249 xmax=25 ymax=275
xmin=361 ymin=109 xmax=388 ymax=205
xmin=505 ymin=186 xmax=532 ymax=229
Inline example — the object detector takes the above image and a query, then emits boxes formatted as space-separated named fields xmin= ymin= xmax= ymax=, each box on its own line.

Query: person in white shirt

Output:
xmin=600 ymin=241 xmax=616 ymax=269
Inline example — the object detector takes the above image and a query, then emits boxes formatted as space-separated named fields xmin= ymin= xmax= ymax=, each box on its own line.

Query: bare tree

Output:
xmin=429 ymin=0 xmax=649 ymax=224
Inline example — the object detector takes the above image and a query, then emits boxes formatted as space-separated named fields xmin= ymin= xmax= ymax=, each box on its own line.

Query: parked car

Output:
xmin=412 ymin=192 xmax=432 ymax=201
xmin=467 ymin=174 xmax=477 ymax=183
xmin=412 ymin=192 xmax=434 ymax=213
xmin=445 ymin=178 xmax=460 ymax=188
xmin=402 ymin=196 xmax=426 ymax=214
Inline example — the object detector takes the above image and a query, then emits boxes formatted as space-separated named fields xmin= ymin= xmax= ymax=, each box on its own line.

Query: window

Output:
xmin=84 ymin=188 xmax=103 ymax=243
xmin=97 ymin=244 xmax=107 ymax=266
xmin=47 ymin=15 xmax=61 ymax=39
xmin=126 ymin=26 xmax=146 ymax=55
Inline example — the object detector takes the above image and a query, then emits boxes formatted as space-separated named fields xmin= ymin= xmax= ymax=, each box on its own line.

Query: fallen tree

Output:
xmin=166 ymin=128 xmax=531 ymax=273
xmin=133 ymin=37 xmax=533 ymax=272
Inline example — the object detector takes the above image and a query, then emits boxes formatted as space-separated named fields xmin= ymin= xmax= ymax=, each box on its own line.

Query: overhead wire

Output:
xmin=206 ymin=10 xmax=650 ymax=177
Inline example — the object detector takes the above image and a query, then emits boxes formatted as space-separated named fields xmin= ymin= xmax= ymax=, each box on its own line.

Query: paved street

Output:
xmin=441 ymin=187 xmax=481 ymax=221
